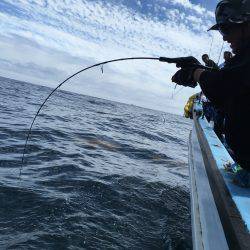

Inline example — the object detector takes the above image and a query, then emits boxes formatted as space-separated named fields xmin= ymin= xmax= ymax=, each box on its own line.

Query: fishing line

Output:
xmin=208 ymin=34 xmax=214 ymax=58
xmin=20 ymin=57 xmax=160 ymax=175
xmin=171 ymin=84 xmax=178 ymax=99
xmin=172 ymin=86 xmax=185 ymax=98
xmin=217 ymin=40 xmax=225 ymax=65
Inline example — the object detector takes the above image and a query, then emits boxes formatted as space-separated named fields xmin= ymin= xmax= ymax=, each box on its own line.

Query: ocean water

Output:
xmin=0 ymin=76 xmax=192 ymax=249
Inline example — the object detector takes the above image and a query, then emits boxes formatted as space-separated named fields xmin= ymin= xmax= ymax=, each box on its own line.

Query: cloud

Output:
xmin=170 ymin=0 xmax=213 ymax=16
xmin=0 ymin=0 xmax=224 ymax=114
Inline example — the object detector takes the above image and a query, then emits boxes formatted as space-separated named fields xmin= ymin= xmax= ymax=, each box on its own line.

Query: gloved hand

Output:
xmin=171 ymin=67 xmax=198 ymax=88
xmin=175 ymin=56 xmax=201 ymax=68
xmin=159 ymin=56 xmax=201 ymax=68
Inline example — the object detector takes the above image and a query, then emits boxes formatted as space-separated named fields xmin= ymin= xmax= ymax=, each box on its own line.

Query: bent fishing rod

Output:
xmin=20 ymin=56 xmax=210 ymax=175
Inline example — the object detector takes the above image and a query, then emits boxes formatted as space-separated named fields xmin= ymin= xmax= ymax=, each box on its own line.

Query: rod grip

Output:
xmin=159 ymin=57 xmax=175 ymax=63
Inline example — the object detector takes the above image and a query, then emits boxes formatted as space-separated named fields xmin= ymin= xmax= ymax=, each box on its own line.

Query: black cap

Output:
xmin=208 ymin=24 xmax=219 ymax=31
xmin=208 ymin=0 xmax=250 ymax=31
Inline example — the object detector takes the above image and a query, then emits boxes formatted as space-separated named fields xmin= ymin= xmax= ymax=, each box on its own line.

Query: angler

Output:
xmin=172 ymin=0 xmax=250 ymax=187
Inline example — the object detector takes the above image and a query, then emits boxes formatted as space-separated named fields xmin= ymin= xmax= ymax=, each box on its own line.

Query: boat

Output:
xmin=188 ymin=100 xmax=250 ymax=250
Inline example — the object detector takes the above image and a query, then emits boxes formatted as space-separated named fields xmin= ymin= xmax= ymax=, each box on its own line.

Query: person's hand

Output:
xmin=175 ymin=56 xmax=201 ymax=68
xmin=171 ymin=67 xmax=197 ymax=88
xmin=159 ymin=56 xmax=201 ymax=68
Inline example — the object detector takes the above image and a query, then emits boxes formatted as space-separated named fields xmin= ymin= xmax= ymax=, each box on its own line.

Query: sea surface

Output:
xmin=0 ymin=76 xmax=192 ymax=249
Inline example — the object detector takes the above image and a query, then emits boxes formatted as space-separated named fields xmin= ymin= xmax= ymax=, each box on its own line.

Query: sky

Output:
xmin=0 ymin=0 xmax=225 ymax=115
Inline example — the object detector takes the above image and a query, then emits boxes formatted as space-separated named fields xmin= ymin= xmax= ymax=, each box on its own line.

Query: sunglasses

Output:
xmin=218 ymin=23 xmax=241 ymax=36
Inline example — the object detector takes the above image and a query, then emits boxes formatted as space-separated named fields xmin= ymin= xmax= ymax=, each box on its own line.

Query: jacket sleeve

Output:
xmin=198 ymin=63 xmax=249 ymax=108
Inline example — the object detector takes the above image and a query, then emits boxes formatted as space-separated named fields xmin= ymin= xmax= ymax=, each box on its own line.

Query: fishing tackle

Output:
xmin=20 ymin=56 xmax=212 ymax=175
xmin=171 ymin=85 xmax=185 ymax=99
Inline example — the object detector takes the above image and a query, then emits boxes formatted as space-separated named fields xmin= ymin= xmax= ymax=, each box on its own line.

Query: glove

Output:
xmin=159 ymin=56 xmax=201 ymax=68
xmin=159 ymin=56 xmax=202 ymax=68
xmin=171 ymin=67 xmax=198 ymax=88
xmin=175 ymin=56 xmax=201 ymax=68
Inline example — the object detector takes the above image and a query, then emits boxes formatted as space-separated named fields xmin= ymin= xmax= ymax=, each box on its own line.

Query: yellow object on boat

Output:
xmin=184 ymin=93 xmax=200 ymax=119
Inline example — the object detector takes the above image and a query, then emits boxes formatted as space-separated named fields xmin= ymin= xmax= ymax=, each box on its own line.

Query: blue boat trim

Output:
xmin=189 ymin=102 xmax=250 ymax=249
xmin=189 ymin=123 xmax=228 ymax=250
xmin=198 ymin=116 xmax=250 ymax=232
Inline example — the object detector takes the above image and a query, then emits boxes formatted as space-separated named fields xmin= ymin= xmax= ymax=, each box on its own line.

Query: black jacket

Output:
xmin=199 ymin=45 xmax=250 ymax=170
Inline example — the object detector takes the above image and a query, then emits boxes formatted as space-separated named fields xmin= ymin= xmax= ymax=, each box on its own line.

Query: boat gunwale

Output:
xmin=192 ymin=104 xmax=250 ymax=249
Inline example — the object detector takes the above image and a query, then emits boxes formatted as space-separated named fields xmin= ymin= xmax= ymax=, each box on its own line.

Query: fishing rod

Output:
xmin=20 ymin=56 xmax=211 ymax=175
